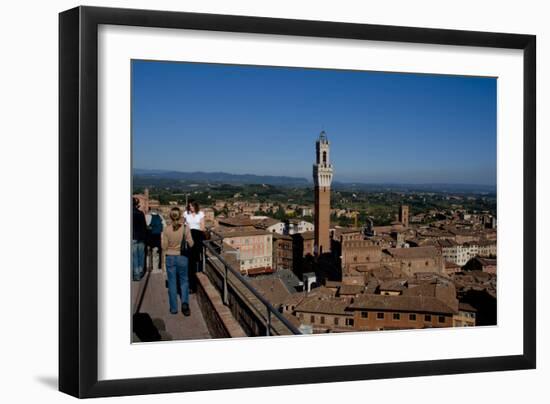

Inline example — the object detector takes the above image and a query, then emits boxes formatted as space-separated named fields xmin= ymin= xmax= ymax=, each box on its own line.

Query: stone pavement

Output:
xmin=131 ymin=270 xmax=211 ymax=342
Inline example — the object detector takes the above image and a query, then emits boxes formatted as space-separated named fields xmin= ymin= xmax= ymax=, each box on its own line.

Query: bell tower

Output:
xmin=313 ymin=131 xmax=333 ymax=255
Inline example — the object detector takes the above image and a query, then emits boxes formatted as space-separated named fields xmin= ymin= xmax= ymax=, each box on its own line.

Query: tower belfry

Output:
xmin=313 ymin=131 xmax=333 ymax=255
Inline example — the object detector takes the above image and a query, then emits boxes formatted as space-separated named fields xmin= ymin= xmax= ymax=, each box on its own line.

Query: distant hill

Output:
xmin=133 ymin=169 xmax=310 ymax=186
xmin=331 ymin=181 xmax=496 ymax=194
xmin=133 ymin=169 xmax=495 ymax=194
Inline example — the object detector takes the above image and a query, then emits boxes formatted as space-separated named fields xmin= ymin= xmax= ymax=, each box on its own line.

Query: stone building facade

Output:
xmin=216 ymin=227 xmax=273 ymax=275
xmin=382 ymin=246 xmax=445 ymax=276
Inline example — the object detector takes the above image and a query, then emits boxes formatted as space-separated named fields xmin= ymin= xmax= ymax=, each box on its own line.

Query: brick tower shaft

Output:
xmin=314 ymin=186 xmax=331 ymax=254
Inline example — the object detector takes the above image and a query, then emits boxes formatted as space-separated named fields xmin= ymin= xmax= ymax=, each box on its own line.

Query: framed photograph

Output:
xmin=59 ymin=6 xmax=536 ymax=398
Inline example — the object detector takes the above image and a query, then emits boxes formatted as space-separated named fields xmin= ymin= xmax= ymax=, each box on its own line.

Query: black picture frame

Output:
xmin=59 ymin=5 xmax=536 ymax=398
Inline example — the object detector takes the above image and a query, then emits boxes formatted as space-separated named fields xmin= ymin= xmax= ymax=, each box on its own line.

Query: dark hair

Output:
xmin=171 ymin=206 xmax=181 ymax=213
xmin=187 ymin=200 xmax=200 ymax=213
xmin=132 ymin=197 xmax=139 ymax=208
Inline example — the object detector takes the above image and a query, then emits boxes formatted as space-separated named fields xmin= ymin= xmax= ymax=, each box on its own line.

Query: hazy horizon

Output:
xmin=133 ymin=167 xmax=496 ymax=188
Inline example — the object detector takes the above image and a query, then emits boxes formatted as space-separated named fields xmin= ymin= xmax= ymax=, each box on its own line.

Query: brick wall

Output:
xmin=196 ymin=272 xmax=247 ymax=339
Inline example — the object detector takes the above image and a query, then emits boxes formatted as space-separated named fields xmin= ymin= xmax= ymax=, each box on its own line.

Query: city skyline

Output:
xmin=132 ymin=60 xmax=497 ymax=186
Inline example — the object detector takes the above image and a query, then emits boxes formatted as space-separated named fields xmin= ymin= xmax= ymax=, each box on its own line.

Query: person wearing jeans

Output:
xmin=132 ymin=239 xmax=145 ymax=281
xmin=165 ymin=255 xmax=189 ymax=314
xmin=132 ymin=197 xmax=147 ymax=281
xmin=162 ymin=207 xmax=194 ymax=316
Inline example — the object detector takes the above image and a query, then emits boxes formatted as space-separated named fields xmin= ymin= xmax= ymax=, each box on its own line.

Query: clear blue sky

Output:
xmin=132 ymin=60 xmax=496 ymax=185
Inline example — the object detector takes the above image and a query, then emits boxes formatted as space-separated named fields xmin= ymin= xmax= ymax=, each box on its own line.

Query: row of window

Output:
xmin=299 ymin=313 xmax=354 ymax=327
xmin=299 ymin=312 xmax=448 ymax=327
xmin=360 ymin=311 xmax=446 ymax=323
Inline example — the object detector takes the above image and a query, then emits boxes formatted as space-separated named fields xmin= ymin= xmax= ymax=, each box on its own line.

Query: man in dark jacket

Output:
xmin=132 ymin=197 xmax=147 ymax=281
xmin=146 ymin=208 xmax=165 ymax=270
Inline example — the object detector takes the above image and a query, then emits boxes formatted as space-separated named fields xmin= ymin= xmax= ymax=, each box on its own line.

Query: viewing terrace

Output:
xmin=132 ymin=230 xmax=302 ymax=342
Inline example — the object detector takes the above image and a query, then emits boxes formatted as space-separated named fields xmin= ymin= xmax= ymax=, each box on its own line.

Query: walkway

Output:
xmin=131 ymin=269 xmax=211 ymax=342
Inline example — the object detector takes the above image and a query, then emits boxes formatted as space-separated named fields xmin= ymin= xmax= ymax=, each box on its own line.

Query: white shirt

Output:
xmin=183 ymin=210 xmax=204 ymax=230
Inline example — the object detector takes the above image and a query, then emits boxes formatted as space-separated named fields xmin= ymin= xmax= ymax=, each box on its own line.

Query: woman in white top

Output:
xmin=183 ymin=200 xmax=205 ymax=293
xmin=183 ymin=200 xmax=205 ymax=231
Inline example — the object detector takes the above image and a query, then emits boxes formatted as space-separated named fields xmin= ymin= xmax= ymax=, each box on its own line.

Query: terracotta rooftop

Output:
xmin=215 ymin=226 xmax=272 ymax=238
xmin=338 ymin=284 xmax=365 ymax=296
xmin=282 ymin=292 xmax=307 ymax=306
xmin=217 ymin=215 xmax=256 ymax=227
xmin=427 ymin=239 xmax=459 ymax=248
xmin=294 ymin=296 xmax=352 ymax=316
xmin=402 ymin=282 xmax=438 ymax=298
xmin=249 ymin=277 xmax=291 ymax=306
xmin=253 ymin=268 xmax=302 ymax=293
xmin=254 ymin=217 xmax=283 ymax=228
xmin=333 ymin=227 xmax=363 ymax=236
xmin=379 ymin=279 xmax=408 ymax=292
xmin=365 ymin=265 xmax=405 ymax=280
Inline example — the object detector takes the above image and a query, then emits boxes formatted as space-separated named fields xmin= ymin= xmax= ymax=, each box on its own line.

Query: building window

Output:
xmin=345 ymin=318 xmax=354 ymax=327
xmin=424 ymin=314 xmax=432 ymax=322
xmin=409 ymin=314 xmax=417 ymax=321
xmin=438 ymin=316 xmax=445 ymax=323
xmin=320 ymin=316 xmax=325 ymax=324
xmin=377 ymin=312 xmax=384 ymax=320
xmin=334 ymin=317 xmax=339 ymax=325
xmin=323 ymin=151 xmax=327 ymax=163
xmin=393 ymin=313 xmax=400 ymax=320
xmin=310 ymin=315 xmax=315 ymax=323
xmin=361 ymin=311 xmax=369 ymax=318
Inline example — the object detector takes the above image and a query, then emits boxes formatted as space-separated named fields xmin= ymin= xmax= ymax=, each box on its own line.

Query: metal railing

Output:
xmin=201 ymin=230 xmax=302 ymax=336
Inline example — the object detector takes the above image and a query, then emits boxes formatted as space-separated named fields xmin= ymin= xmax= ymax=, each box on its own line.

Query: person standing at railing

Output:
xmin=161 ymin=207 xmax=194 ymax=316
xmin=183 ymin=200 xmax=205 ymax=294
xmin=132 ymin=197 xmax=147 ymax=281
xmin=146 ymin=207 xmax=166 ymax=270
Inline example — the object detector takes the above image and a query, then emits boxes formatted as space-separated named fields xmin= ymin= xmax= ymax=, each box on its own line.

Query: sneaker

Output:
xmin=170 ymin=310 xmax=178 ymax=315
xmin=181 ymin=303 xmax=190 ymax=316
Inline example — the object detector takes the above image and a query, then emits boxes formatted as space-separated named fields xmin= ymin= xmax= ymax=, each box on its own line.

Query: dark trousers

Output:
xmin=189 ymin=229 xmax=205 ymax=292
xmin=147 ymin=233 xmax=162 ymax=269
